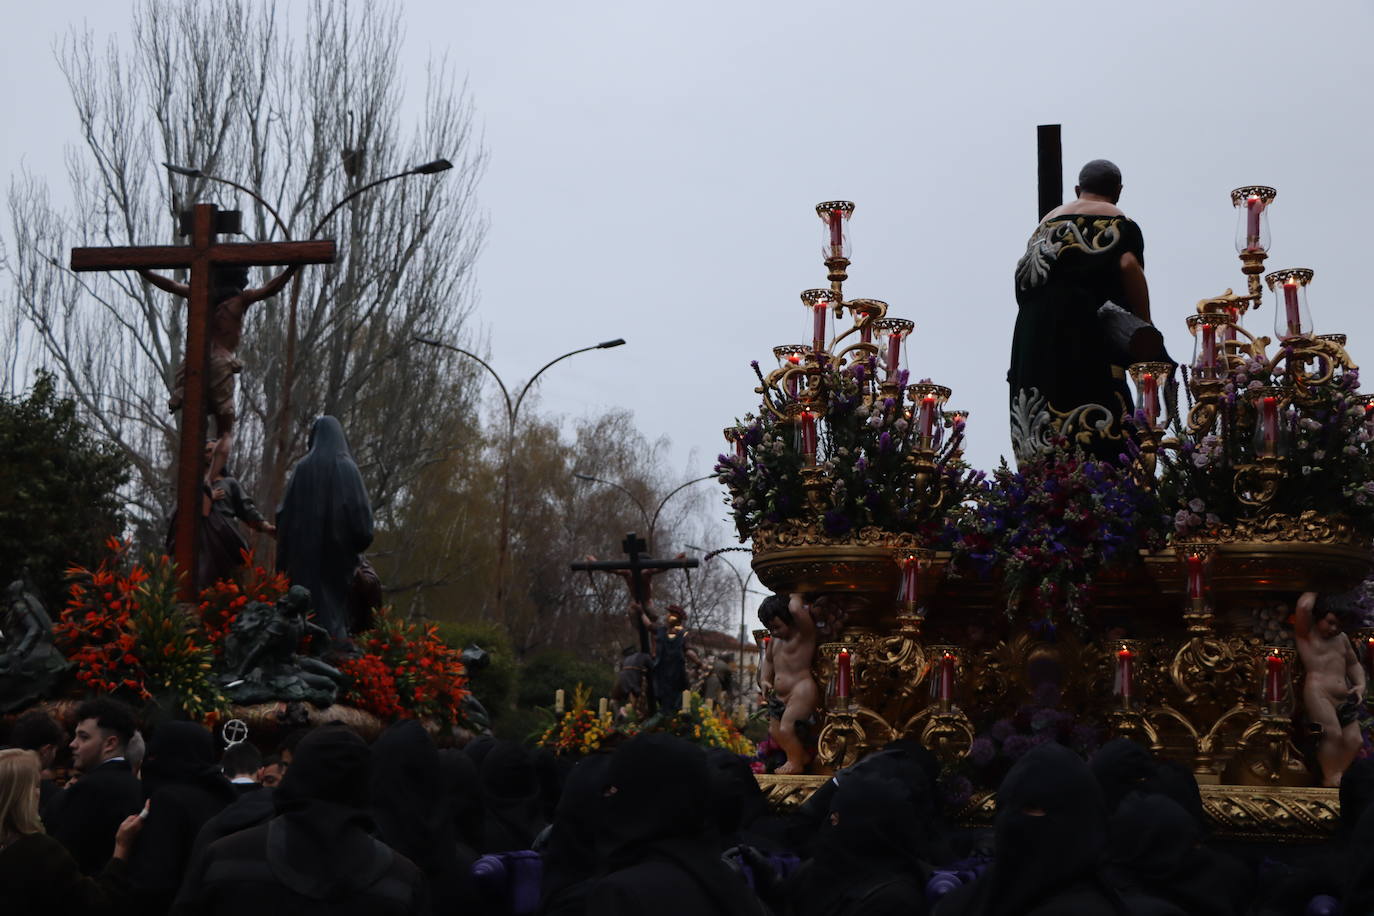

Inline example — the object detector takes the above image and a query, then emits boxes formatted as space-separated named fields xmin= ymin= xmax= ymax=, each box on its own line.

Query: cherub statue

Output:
xmin=759 ymin=592 xmax=818 ymax=774
xmin=1295 ymin=591 xmax=1366 ymax=787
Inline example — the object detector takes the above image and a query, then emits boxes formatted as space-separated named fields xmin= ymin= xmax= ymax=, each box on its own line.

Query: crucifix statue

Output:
xmin=570 ymin=532 xmax=699 ymax=653
xmin=71 ymin=203 xmax=335 ymax=600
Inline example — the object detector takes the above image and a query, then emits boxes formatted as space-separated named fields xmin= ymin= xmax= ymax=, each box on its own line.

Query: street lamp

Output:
xmin=415 ymin=335 xmax=627 ymax=619
xmin=573 ymin=472 xmax=713 ymax=553
xmin=687 ymin=544 xmax=762 ymax=696
xmin=164 ymin=157 xmax=456 ymax=557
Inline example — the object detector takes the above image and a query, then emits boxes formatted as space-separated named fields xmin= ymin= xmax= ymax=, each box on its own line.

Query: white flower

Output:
xmin=867 ymin=414 xmax=883 ymax=428
xmin=1313 ymin=450 xmax=1325 ymax=461
xmin=1206 ymin=513 xmax=1221 ymax=525
xmin=1300 ymin=417 xmax=1322 ymax=432
xmin=894 ymin=419 xmax=909 ymax=433
xmin=1188 ymin=512 xmax=1203 ymax=526
xmin=1248 ymin=380 xmax=1263 ymax=391
xmin=1301 ymin=466 xmax=1313 ymax=476
xmin=1188 ymin=497 xmax=1206 ymax=513
xmin=1192 ymin=453 xmax=1209 ymax=468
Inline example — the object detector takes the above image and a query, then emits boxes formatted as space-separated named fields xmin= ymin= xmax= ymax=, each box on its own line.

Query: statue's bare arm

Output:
xmin=1295 ymin=591 xmax=1317 ymax=641
xmin=243 ymin=265 xmax=301 ymax=304
xmin=137 ymin=268 xmax=190 ymax=298
xmin=1119 ymin=251 xmax=1151 ymax=323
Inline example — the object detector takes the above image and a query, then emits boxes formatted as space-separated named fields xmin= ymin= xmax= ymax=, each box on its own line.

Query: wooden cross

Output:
xmin=570 ymin=532 xmax=699 ymax=653
xmin=71 ymin=203 xmax=335 ymax=600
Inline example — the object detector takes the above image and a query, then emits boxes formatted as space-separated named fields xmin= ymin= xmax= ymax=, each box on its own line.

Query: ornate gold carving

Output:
xmin=757 ymin=774 xmax=828 ymax=812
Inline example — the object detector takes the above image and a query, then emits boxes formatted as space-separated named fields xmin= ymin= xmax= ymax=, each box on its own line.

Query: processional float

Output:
xmin=723 ymin=192 xmax=1374 ymax=841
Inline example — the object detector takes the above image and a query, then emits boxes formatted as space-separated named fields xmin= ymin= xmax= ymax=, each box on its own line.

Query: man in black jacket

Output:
xmin=42 ymin=697 xmax=144 ymax=875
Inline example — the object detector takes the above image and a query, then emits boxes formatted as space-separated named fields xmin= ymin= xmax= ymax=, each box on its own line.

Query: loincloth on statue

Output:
xmin=169 ymin=348 xmax=242 ymax=420
xmin=767 ymin=695 xmax=814 ymax=743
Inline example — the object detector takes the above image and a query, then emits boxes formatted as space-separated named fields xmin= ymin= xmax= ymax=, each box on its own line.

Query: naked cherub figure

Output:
xmin=138 ymin=264 xmax=299 ymax=482
xmin=759 ymin=592 xmax=818 ymax=774
xmin=1295 ymin=591 xmax=1366 ymax=787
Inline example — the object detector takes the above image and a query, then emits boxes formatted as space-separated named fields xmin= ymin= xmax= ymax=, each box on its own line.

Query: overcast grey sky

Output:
xmin=6 ymin=0 xmax=1374 ymax=549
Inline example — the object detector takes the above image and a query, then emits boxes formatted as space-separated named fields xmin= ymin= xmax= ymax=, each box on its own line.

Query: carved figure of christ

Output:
xmin=71 ymin=203 xmax=335 ymax=599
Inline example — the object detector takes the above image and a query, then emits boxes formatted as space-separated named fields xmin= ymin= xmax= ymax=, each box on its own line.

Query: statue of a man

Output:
xmin=1295 ymin=591 xmax=1366 ymax=787
xmin=219 ymin=585 xmax=343 ymax=707
xmin=138 ymin=265 xmax=300 ymax=482
xmin=1009 ymin=159 xmax=1163 ymax=465
xmin=0 ymin=577 xmax=69 ymax=712
xmin=759 ymin=592 xmax=818 ymax=775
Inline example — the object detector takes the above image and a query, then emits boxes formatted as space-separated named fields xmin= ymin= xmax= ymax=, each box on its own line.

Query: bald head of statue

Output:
xmin=1076 ymin=159 xmax=1123 ymax=202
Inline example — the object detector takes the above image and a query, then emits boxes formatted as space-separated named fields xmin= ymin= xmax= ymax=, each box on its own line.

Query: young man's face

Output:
xmin=257 ymin=762 xmax=285 ymax=788
xmin=1317 ymin=612 xmax=1342 ymax=639
xmin=70 ymin=718 xmax=116 ymax=773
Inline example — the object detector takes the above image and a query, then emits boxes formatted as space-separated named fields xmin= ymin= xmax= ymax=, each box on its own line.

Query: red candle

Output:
xmin=829 ymin=208 xmax=844 ymax=256
xmin=812 ymin=303 xmax=828 ymax=354
xmin=918 ymin=395 xmax=937 ymax=441
xmin=1245 ymin=195 xmax=1262 ymax=250
xmin=1186 ymin=554 xmax=1204 ymax=600
xmin=734 ymin=436 xmax=746 ymax=461
xmin=1283 ymin=280 xmax=1301 ymax=336
xmin=836 ymin=648 xmax=852 ymax=699
xmin=800 ymin=411 xmax=817 ymax=462
xmin=1222 ymin=306 xmax=1239 ymax=344
xmin=1264 ymin=652 xmax=1284 ymax=704
xmin=1198 ymin=323 xmax=1218 ymax=375
xmin=860 ymin=320 xmax=873 ymax=345
xmin=885 ymin=330 xmax=902 ymax=379
xmin=1365 ymin=637 xmax=1374 ymax=677
xmin=900 ymin=556 xmax=919 ymax=607
xmin=1260 ymin=396 xmax=1279 ymax=457
xmin=1141 ymin=372 xmax=1158 ymax=427
xmin=939 ymin=652 xmax=956 ymax=701
xmin=1116 ymin=646 xmax=1134 ymax=700
xmin=785 ymin=353 xmax=801 ymax=399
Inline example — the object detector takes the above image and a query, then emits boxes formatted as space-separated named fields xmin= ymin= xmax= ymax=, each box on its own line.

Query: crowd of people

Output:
xmin=6 ymin=697 xmax=1374 ymax=915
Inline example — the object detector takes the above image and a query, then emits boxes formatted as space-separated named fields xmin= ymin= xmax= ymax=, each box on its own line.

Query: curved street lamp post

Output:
xmin=416 ymin=336 xmax=627 ymax=620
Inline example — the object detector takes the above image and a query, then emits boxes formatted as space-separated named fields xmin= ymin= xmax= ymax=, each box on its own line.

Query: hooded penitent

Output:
xmin=276 ymin=416 xmax=374 ymax=639
xmin=591 ymin=733 xmax=759 ymax=916
xmin=268 ymin=725 xmax=388 ymax=899
xmin=128 ymin=721 xmax=236 ymax=904
xmin=371 ymin=722 xmax=473 ymax=916
xmin=538 ymin=753 xmax=612 ymax=916
xmin=787 ymin=774 xmax=931 ymax=916
xmin=936 ymin=742 xmax=1124 ymax=916
xmin=478 ymin=740 xmax=546 ymax=854
xmin=1089 ymin=738 xmax=1159 ymax=814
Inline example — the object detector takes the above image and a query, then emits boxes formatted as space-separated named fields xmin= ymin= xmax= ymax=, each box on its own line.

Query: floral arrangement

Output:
xmin=339 ymin=605 xmax=470 ymax=728
xmin=1160 ymin=353 xmax=1374 ymax=538
xmin=535 ymin=689 xmax=754 ymax=757
xmin=717 ymin=361 xmax=982 ymax=543
xmin=963 ymin=682 xmax=1102 ymax=790
xmin=535 ymin=684 xmax=617 ymax=756
xmin=952 ymin=443 xmax=1167 ymax=624
xmin=659 ymin=693 xmax=755 ymax=754
xmin=196 ymin=552 xmax=290 ymax=654
xmin=56 ymin=538 xmax=225 ymax=719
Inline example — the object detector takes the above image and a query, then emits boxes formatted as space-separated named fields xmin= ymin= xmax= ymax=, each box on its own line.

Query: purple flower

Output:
xmin=939 ymin=774 xmax=973 ymax=808
xmin=989 ymin=719 xmax=1015 ymax=742
xmin=970 ymin=736 xmax=996 ymax=766
xmin=1002 ymin=734 xmax=1034 ymax=759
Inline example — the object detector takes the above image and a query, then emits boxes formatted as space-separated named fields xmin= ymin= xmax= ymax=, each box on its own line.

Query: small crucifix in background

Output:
xmin=71 ymin=203 xmax=335 ymax=600
xmin=571 ymin=532 xmax=699 ymax=653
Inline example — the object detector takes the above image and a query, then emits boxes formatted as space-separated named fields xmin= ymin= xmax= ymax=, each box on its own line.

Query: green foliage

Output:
xmin=0 ymin=371 xmax=129 ymax=607
xmin=433 ymin=619 xmax=518 ymax=723
xmin=516 ymin=649 xmax=615 ymax=711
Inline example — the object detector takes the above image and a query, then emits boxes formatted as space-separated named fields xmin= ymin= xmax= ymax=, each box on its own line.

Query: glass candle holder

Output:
xmin=1128 ymin=362 xmax=1172 ymax=429
xmin=906 ymin=383 xmax=952 ymax=447
xmin=801 ymin=288 xmax=837 ymax=355
xmin=1231 ymin=186 xmax=1275 ymax=253
xmin=1188 ymin=315 xmax=1222 ymax=380
xmin=772 ymin=344 xmax=809 ymax=400
xmin=1248 ymin=386 xmax=1287 ymax=458
xmin=815 ymin=200 xmax=854 ymax=261
xmin=871 ymin=318 xmax=914 ymax=383
xmin=1264 ymin=268 xmax=1314 ymax=339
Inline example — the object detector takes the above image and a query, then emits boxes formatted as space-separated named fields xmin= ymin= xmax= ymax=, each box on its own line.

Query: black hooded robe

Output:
xmin=276 ymin=416 xmax=374 ymax=640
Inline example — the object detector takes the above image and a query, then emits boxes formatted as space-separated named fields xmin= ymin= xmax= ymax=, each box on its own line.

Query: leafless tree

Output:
xmin=4 ymin=0 xmax=486 ymax=540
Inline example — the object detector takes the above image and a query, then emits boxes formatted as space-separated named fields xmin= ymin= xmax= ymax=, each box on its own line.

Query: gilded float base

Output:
xmin=756 ymin=775 xmax=1340 ymax=843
